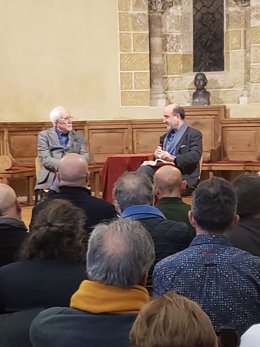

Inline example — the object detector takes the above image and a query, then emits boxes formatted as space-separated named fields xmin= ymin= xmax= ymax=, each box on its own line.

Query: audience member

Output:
xmin=192 ymin=72 xmax=210 ymax=105
xmin=229 ymin=174 xmax=260 ymax=256
xmin=0 ymin=199 xmax=87 ymax=347
xmin=130 ymin=291 xmax=217 ymax=347
xmin=154 ymin=165 xmax=195 ymax=237
xmin=0 ymin=183 xmax=27 ymax=267
xmin=240 ymin=324 xmax=260 ymax=347
xmin=30 ymin=218 xmax=155 ymax=347
xmin=31 ymin=153 xmax=117 ymax=231
xmin=113 ymin=171 xmax=192 ymax=288
xmin=138 ymin=104 xmax=202 ymax=189
xmin=35 ymin=106 xmax=89 ymax=192
xmin=153 ymin=177 xmax=260 ymax=335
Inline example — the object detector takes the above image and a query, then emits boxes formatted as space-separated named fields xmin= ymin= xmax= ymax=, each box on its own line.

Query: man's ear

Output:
xmin=15 ymin=199 xmax=22 ymax=217
xmin=230 ymin=214 xmax=239 ymax=230
xmin=181 ymin=180 xmax=187 ymax=192
xmin=188 ymin=210 xmax=197 ymax=228
xmin=138 ymin=273 xmax=148 ymax=287
xmin=86 ymin=171 xmax=90 ymax=184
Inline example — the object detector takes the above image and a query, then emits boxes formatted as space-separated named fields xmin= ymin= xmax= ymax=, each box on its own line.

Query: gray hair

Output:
xmin=87 ymin=218 xmax=155 ymax=287
xmin=113 ymin=172 xmax=153 ymax=211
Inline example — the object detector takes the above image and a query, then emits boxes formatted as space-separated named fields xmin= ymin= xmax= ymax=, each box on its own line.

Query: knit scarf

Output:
xmin=163 ymin=122 xmax=188 ymax=155
xmin=70 ymin=280 xmax=149 ymax=313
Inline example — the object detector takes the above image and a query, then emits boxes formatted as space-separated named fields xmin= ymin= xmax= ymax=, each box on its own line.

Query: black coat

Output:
xmin=0 ymin=258 xmax=86 ymax=347
xmin=0 ymin=218 xmax=27 ymax=267
xmin=229 ymin=217 xmax=260 ymax=257
xmin=30 ymin=307 xmax=136 ymax=347
xmin=140 ymin=217 xmax=193 ymax=288
xmin=30 ymin=186 xmax=117 ymax=232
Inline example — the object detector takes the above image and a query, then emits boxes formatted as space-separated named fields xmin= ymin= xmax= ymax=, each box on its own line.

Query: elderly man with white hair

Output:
xmin=35 ymin=106 xmax=89 ymax=192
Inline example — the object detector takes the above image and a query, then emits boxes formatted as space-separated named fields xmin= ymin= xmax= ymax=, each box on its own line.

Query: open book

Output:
xmin=141 ymin=159 xmax=175 ymax=167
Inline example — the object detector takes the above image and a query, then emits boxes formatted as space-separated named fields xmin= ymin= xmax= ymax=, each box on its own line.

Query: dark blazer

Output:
xmin=30 ymin=186 xmax=117 ymax=232
xmin=36 ymin=127 xmax=89 ymax=190
xmin=160 ymin=126 xmax=202 ymax=188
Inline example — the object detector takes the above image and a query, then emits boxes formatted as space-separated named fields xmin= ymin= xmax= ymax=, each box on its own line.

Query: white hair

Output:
xmin=49 ymin=106 xmax=65 ymax=125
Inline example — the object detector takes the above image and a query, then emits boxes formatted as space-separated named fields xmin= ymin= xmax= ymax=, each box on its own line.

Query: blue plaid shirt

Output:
xmin=153 ymin=234 xmax=260 ymax=335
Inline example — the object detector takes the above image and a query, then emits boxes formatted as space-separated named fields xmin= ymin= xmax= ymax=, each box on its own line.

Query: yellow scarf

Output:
xmin=70 ymin=280 xmax=149 ymax=313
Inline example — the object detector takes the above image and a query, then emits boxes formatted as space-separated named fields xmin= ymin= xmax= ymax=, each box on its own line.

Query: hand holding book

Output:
xmin=141 ymin=158 xmax=175 ymax=168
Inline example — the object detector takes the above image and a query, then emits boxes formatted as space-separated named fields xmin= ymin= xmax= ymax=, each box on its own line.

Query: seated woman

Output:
xmin=130 ymin=291 xmax=218 ymax=347
xmin=0 ymin=199 xmax=87 ymax=347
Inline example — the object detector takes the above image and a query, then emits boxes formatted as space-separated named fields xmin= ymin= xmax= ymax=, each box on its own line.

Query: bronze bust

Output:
xmin=192 ymin=72 xmax=210 ymax=106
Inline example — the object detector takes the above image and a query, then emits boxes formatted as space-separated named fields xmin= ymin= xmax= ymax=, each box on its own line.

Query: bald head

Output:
xmin=0 ymin=183 xmax=21 ymax=219
xmin=58 ymin=153 xmax=89 ymax=187
xmin=164 ymin=103 xmax=179 ymax=114
xmin=154 ymin=166 xmax=183 ymax=198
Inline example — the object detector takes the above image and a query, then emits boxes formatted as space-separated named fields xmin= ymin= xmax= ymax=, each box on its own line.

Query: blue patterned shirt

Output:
xmin=153 ymin=234 xmax=260 ymax=335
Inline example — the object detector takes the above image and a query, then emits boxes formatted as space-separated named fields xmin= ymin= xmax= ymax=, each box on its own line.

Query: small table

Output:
xmin=101 ymin=153 xmax=153 ymax=203
xmin=0 ymin=167 xmax=36 ymax=206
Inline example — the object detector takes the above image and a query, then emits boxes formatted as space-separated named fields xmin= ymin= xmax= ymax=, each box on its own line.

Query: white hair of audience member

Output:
xmin=240 ymin=324 xmax=260 ymax=347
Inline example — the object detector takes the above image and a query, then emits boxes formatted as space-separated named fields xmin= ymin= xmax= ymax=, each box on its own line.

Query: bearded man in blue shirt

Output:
xmin=138 ymin=104 xmax=202 ymax=190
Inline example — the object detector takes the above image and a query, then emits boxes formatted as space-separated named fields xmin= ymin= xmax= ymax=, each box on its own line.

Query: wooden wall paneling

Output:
xmin=6 ymin=123 xmax=44 ymax=166
xmin=0 ymin=128 xmax=5 ymax=155
xmin=86 ymin=121 xmax=132 ymax=162
xmin=131 ymin=119 xmax=165 ymax=153
xmin=221 ymin=119 xmax=260 ymax=161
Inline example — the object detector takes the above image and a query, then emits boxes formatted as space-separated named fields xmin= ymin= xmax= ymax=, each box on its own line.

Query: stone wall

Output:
xmin=118 ymin=0 xmax=150 ymax=106
xmin=118 ymin=0 xmax=260 ymax=108
xmin=164 ymin=0 xmax=260 ymax=105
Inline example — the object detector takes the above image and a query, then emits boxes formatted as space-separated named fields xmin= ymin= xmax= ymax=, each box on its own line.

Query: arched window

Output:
xmin=193 ymin=0 xmax=224 ymax=72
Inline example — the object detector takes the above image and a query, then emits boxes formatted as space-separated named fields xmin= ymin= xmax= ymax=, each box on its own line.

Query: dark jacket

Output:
xmin=30 ymin=307 xmax=136 ymax=347
xmin=30 ymin=186 xmax=117 ymax=232
xmin=160 ymin=126 xmax=202 ymax=188
xmin=0 ymin=218 xmax=27 ymax=267
xmin=121 ymin=205 xmax=192 ymax=287
xmin=156 ymin=197 xmax=196 ymax=238
xmin=229 ymin=217 xmax=260 ymax=257
xmin=0 ymin=258 xmax=86 ymax=347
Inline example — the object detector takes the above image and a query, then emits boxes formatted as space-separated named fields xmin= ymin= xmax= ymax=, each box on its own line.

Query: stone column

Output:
xmin=148 ymin=1 xmax=172 ymax=106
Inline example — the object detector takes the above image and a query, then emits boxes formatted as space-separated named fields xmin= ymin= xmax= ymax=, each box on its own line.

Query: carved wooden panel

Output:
xmin=131 ymin=120 xmax=165 ymax=153
xmin=87 ymin=122 xmax=131 ymax=162
xmin=222 ymin=122 xmax=260 ymax=161
xmin=9 ymin=133 xmax=38 ymax=166
xmin=0 ymin=130 xmax=4 ymax=155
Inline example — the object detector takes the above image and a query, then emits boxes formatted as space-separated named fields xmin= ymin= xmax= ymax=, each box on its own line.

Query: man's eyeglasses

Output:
xmin=58 ymin=116 xmax=73 ymax=122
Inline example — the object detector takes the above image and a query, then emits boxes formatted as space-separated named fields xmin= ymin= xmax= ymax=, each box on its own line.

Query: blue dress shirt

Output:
xmin=56 ymin=128 xmax=69 ymax=147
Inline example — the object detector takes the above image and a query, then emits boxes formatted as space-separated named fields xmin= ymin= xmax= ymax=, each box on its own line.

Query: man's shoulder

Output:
xmin=33 ymin=306 xmax=87 ymax=321
xmin=186 ymin=126 xmax=202 ymax=136
xmin=142 ymin=217 xmax=189 ymax=237
xmin=154 ymin=248 xmax=187 ymax=270
xmin=39 ymin=127 xmax=56 ymax=137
